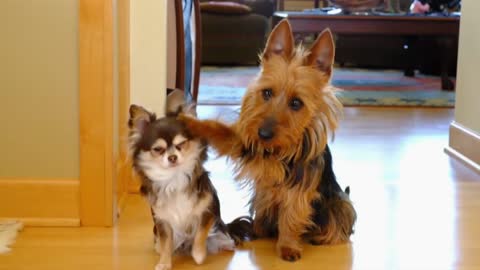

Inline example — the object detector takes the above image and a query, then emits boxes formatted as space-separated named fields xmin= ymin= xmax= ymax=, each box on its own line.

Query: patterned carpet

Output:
xmin=198 ymin=66 xmax=455 ymax=107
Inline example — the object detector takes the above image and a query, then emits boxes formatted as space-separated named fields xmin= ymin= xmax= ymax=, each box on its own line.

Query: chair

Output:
xmin=167 ymin=0 xmax=202 ymax=102
xmin=199 ymin=0 xmax=276 ymax=65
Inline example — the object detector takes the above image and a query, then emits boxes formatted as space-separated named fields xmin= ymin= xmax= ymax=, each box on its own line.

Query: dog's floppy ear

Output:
xmin=307 ymin=28 xmax=335 ymax=76
xmin=166 ymin=88 xmax=197 ymax=117
xmin=262 ymin=19 xmax=294 ymax=60
xmin=128 ymin=104 xmax=155 ymax=134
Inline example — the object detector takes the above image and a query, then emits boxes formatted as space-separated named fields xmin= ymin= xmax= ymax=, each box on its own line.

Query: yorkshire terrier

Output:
xmin=128 ymin=90 xmax=251 ymax=270
xmin=179 ymin=20 xmax=356 ymax=261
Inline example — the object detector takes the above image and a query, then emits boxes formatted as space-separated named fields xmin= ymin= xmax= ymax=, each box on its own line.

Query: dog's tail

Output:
xmin=313 ymin=196 xmax=357 ymax=245
xmin=207 ymin=216 xmax=253 ymax=254
xmin=226 ymin=216 xmax=253 ymax=245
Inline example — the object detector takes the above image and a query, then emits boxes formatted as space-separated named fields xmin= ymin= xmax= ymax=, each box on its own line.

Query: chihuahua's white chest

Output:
xmin=152 ymin=188 xmax=212 ymax=249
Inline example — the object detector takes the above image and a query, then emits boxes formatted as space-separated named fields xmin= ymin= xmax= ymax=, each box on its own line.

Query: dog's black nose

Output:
xmin=168 ymin=155 xmax=178 ymax=164
xmin=258 ymin=127 xmax=274 ymax=141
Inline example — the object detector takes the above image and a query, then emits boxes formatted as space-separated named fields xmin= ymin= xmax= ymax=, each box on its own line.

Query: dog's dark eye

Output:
xmin=289 ymin=98 xmax=303 ymax=111
xmin=175 ymin=141 xmax=187 ymax=151
xmin=152 ymin=147 xmax=165 ymax=155
xmin=262 ymin=89 xmax=273 ymax=101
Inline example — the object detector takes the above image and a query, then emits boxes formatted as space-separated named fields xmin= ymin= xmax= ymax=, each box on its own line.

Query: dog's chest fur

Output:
xmin=152 ymin=183 xmax=212 ymax=229
xmin=150 ymin=178 xmax=212 ymax=248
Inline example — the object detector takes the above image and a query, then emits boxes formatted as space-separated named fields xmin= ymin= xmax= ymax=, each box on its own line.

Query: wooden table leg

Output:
xmin=438 ymin=37 xmax=455 ymax=91
xmin=403 ymin=36 xmax=417 ymax=77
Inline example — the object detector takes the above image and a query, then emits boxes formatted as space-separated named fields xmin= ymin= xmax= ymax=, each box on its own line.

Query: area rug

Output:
xmin=198 ymin=66 xmax=455 ymax=107
xmin=0 ymin=221 xmax=23 ymax=253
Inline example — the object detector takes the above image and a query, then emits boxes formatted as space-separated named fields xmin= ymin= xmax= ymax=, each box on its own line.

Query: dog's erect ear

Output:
xmin=307 ymin=28 xmax=335 ymax=76
xmin=129 ymin=104 xmax=154 ymax=134
xmin=166 ymin=88 xmax=197 ymax=117
xmin=183 ymin=103 xmax=197 ymax=117
xmin=166 ymin=88 xmax=184 ymax=115
xmin=262 ymin=19 xmax=294 ymax=60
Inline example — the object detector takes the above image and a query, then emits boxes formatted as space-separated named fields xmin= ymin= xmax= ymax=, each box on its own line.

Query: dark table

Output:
xmin=273 ymin=11 xmax=460 ymax=90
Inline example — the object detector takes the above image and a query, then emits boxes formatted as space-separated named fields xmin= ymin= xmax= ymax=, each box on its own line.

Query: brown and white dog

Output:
xmin=128 ymin=90 xmax=251 ymax=270
xmin=179 ymin=20 xmax=357 ymax=261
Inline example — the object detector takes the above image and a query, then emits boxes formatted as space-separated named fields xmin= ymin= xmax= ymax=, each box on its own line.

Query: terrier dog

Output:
xmin=128 ymin=90 xmax=250 ymax=270
xmin=179 ymin=20 xmax=356 ymax=261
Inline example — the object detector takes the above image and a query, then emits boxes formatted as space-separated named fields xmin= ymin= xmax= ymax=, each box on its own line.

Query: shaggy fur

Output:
xmin=179 ymin=20 xmax=356 ymax=261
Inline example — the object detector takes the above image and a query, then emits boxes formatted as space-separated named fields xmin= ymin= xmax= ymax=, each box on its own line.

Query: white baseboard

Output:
xmin=446 ymin=121 xmax=480 ymax=174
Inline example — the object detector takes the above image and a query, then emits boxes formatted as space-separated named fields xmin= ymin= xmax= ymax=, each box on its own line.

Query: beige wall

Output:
xmin=130 ymin=0 xmax=167 ymax=116
xmin=454 ymin=0 xmax=480 ymax=134
xmin=0 ymin=0 xmax=79 ymax=179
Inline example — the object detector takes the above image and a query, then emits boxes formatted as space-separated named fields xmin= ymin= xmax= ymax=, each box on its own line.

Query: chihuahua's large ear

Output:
xmin=166 ymin=88 xmax=197 ymax=117
xmin=166 ymin=88 xmax=184 ymax=115
xmin=128 ymin=104 xmax=154 ymax=134
xmin=262 ymin=19 xmax=294 ymax=60
xmin=307 ymin=28 xmax=335 ymax=76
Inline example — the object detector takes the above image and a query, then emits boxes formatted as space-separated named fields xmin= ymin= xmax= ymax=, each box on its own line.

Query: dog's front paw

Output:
xmin=309 ymin=238 xmax=323 ymax=246
xmin=154 ymin=263 xmax=171 ymax=270
xmin=191 ymin=246 xmax=207 ymax=265
xmin=279 ymin=246 xmax=302 ymax=262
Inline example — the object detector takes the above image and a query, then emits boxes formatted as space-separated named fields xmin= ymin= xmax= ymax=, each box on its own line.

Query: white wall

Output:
xmin=130 ymin=0 xmax=167 ymax=116
xmin=454 ymin=0 xmax=480 ymax=134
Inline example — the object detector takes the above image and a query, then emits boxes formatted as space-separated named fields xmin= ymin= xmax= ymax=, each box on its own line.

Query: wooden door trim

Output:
xmin=79 ymin=0 xmax=114 ymax=226
xmin=117 ymin=0 xmax=131 ymax=216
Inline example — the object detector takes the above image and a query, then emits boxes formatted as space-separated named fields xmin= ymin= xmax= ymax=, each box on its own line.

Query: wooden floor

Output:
xmin=1 ymin=107 xmax=479 ymax=270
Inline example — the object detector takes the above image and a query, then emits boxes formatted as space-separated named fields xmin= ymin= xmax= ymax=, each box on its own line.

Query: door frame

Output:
xmin=79 ymin=0 xmax=130 ymax=226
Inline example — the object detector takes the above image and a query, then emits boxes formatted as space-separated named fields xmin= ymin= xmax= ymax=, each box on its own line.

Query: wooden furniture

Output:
xmin=272 ymin=12 xmax=460 ymax=90
xmin=273 ymin=12 xmax=460 ymax=35
xmin=200 ymin=0 xmax=275 ymax=65
xmin=329 ymin=0 xmax=383 ymax=12
xmin=170 ymin=0 xmax=202 ymax=102
xmin=193 ymin=0 xmax=202 ymax=102
xmin=276 ymin=0 xmax=328 ymax=10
